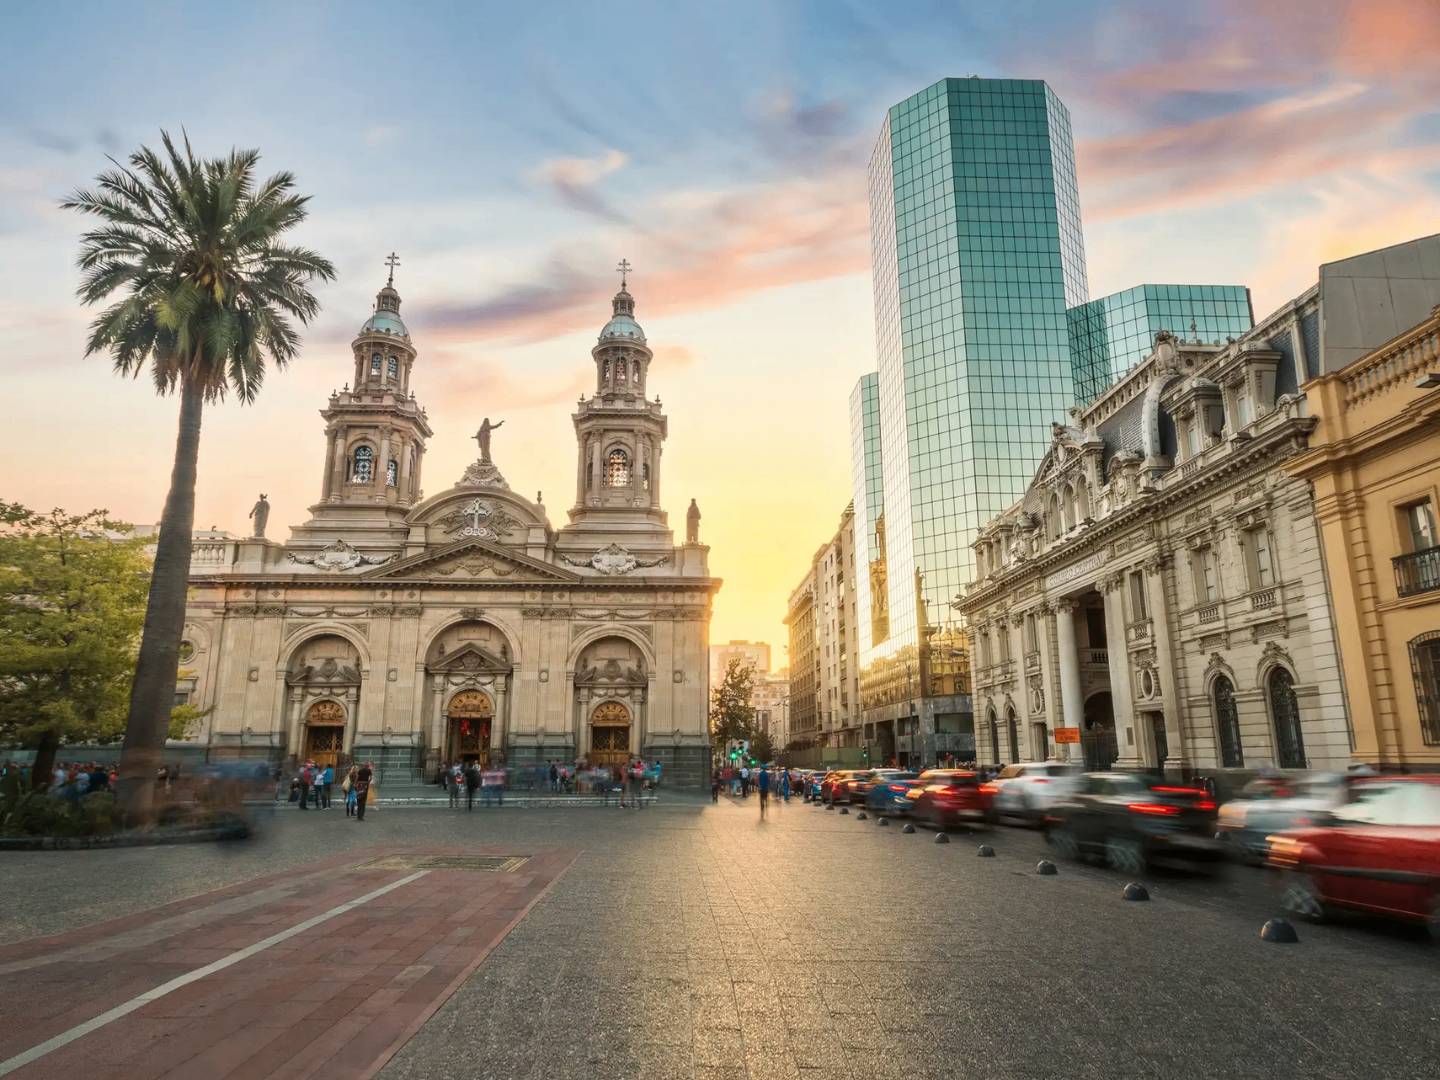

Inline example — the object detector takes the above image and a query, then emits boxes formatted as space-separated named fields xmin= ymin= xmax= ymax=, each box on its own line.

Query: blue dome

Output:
xmin=362 ymin=310 xmax=409 ymax=337
xmin=599 ymin=313 xmax=645 ymax=343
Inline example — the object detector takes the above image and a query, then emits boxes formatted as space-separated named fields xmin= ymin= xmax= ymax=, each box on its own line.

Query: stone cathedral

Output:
xmin=178 ymin=264 xmax=719 ymax=786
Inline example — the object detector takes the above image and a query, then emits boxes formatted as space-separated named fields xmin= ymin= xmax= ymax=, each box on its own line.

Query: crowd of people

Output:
xmin=281 ymin=760 xmax=374 ymax=820
xmin=435 ymin=756 xmax=662 ymax=808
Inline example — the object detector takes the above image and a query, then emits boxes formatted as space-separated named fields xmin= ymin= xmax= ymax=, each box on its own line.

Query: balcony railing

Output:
xmin=1395 ymin=545 xmax=1440 ymax=598
xmin=1087 ymin=649 xmax=1109 ymax=666
xmin=1196 ymin=604 xmax=1221 ymax=624
xmin=1249 ymin=588 xmax=1277 ymax=611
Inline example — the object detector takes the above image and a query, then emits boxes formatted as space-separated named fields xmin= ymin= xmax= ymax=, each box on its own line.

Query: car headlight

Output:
xmin=1266 ymin=835 xmax=1302 ymax=867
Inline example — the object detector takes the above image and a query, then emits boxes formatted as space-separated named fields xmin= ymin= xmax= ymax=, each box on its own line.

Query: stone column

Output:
xmin=590 ymin=442 xmax=601 ymax=504
xmin=1035 ymin=607 xmax=1058 ymax=761
xmin=399 ymin=436 xmax=412 ymax=501
xmin=578 ymin=687 xmax=592 ymax=756
xmin=1102 ymin=575 xmax=1139 ymax=768
xmin=1145 ymin=553 xmax=1186 ymax=772
xmin=576 ymin=435 xmax=588 ymax=502
xmin=378 ymin=429 xmax=391 ymax=499
xmin=328 ymin=432 xmax=345 ymax=499
xmin=1053 ymin=599 xmax=1083 ymax=765
xmin=652 ymin=444 xmax=662 ymax=507
xmin=431 ymin=678 xmax=446 ymax=756
xmin=492 ymin=679 xmax=509 ymax=754
xmin=1007 ymin=614 xmax=1029 ymax=757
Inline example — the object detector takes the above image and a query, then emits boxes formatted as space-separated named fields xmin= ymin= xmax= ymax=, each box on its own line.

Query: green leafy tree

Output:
xmin=62 ymin=132 xmax=334 ymax=818
xmin=0 ymin=504 xmax=149 ymax=789
xmin=750 ymin=730 xmax=775 ymax=764
xmin=709 ymin=656 xmax=757 ymax=750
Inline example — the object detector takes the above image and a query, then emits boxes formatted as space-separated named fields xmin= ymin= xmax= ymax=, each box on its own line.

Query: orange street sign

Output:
xmin=1054 ymin=726 xmax=1081 ymax=744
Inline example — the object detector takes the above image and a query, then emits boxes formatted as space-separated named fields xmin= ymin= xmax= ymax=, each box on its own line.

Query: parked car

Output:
xmin=986 ymin=761 xmax=1081 ymax=824
xmin=1216 ymin=773 xmax=1350 ymax=860
xmin=849 ymin=768 xmax=908 ymax=804
xmin=864 ymin=773 xmax=920 ymax=815
xmin=905 ymin=770 xmax=989 ymax=829
xmin=1045 ymin=772 xmax=1222 ymax=873
xmin=1268 ymin=776 xmax=1440 ymax=938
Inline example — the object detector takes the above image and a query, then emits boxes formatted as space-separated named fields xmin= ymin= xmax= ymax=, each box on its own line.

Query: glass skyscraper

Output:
xmin=849 ymin=372 xmax=885 ymax=649
xmin=852 ymin=76 xmax=1089 ymax=760
xmin=1068 ymin=284 xmax=1254 ymax=403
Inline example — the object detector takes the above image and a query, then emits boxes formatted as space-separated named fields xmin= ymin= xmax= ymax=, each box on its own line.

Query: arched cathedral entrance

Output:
xmin=303 ymin=700 xmax=345 ymax=771
xmin=446 ymin=689 xmax=494 ymax=766
xmin=425 ymin=621 xmax=513 ymax=772
xmin=589 ymin=701 xmax=631 ymax=767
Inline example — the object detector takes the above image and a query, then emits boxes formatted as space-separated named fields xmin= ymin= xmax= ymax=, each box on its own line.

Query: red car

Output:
xmin=820 ymin=770 xmax=867 ymax=805
xmin=905 ymin=770 xmax=991 ymax=829
xmin=1268 ymin=776 xmax=1440 ymax=938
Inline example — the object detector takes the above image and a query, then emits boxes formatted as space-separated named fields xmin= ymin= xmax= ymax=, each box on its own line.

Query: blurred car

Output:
xmin=820 ymin=770 xmax=867 ymax=805
xmin=1268 ymin=776 xmax=1440 ymax=938
xmin=905 ymin=770 xmax=989 ymax=829
xmin=848 ymin=768 xmax=908 ymax=804
xmin=1216 ymin=773 xmax=1350 ymax=860
xmin=1045 ymin=772 xmax=1221 ymax=873
xmin=864 ymin=773 xmax=920 ymax=814
xmin=987 ymin=762 xmax=1081 ymax=824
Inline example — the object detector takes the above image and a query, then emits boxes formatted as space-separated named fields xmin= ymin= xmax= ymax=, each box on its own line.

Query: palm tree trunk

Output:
xmin=116 ymin=377 xmax=204 ymax=822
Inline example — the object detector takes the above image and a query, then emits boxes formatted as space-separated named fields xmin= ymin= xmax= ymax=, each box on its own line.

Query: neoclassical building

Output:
xmin=957 ymin=287 xmax=1353 ymax=777
xmin=176 ymin=267 xmax=719 ymax=786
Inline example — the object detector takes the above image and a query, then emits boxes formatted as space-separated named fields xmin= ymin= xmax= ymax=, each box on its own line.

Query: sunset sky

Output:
xmin=5 ymin=0 xmax=1439 ymax=657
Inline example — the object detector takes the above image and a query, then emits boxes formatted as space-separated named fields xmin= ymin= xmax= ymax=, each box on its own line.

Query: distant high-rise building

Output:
xmin=709 ymin=640 xmax=771 ymax=689
xmin=853 ymin=76 xmax=1087 ymax=764
xmin=849 ymin=373 xmax=886 ymax=647
xmin=1068 ymin=284 xmax=1254 ymax=403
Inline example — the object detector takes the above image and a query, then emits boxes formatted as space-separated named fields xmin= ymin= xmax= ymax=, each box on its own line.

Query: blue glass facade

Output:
xmin=849 ymin=372 xmax=885 ymax=648
xmin=859 ymin=77 xmax=1087 ymax=685
xmin=1068 ymin=284 xmax=1254 ymax=403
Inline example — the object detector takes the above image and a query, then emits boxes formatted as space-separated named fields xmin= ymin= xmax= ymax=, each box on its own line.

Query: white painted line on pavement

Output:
xmin=0 ymin=870 xmax=430 ymax=1077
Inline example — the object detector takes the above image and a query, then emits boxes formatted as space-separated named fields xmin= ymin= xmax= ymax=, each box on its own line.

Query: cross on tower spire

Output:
xmin=616 ymin=258 xmax=633 ymax=288
xmin=384 ymin=252 xmax=401 ymax=287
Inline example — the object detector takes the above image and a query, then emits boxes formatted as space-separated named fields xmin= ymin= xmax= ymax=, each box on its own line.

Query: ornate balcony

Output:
xmin=1249 ymin=588 xmax=1277 ymax=611
xmin=1394 ymin=545 xmax=1440 ymax=598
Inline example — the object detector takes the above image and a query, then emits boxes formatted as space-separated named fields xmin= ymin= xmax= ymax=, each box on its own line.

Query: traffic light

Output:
xmin=729 ymin=749 xmax=738 ymax=762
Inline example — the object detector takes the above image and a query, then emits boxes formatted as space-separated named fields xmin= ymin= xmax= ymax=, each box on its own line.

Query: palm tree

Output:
xmin=62 ymin=132 xmax=335 ymax=820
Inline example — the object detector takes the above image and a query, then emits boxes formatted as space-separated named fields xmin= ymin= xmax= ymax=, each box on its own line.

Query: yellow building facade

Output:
xmin=1288 ymin=304 xmax=1440 ymax=770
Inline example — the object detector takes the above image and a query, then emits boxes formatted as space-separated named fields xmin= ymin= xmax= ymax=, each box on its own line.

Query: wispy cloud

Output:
xmin=532 ymin=148 xmax=632 ymax=224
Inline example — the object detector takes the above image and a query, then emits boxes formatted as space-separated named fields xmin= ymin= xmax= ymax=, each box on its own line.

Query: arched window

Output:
xmin=632 ymin=360 xmax=641 ymax=382
xmin=370 ymin=353 xmax=381 ymax=376
xmin=604 ymin=448 xmax=630 ymax=487
xmin=642 ymin=463 xmax=650 ymax=491
xmin=386 ymin=458 xmax=398 ymax=487
xmin=1006 ymin=708 xmax=1019 ymax=762
xmin=387 ymin=355 xmax=399 ymax=379
xmin=1267 ymin=668 xmax=1306 ymax=769
xmin=987 ymin=708 xmax=1000 ymax=766
xmin=1411 ymin=633 xmax=1440 ymax=745
xmin=1213 ymin=675 xmax=1244 ymax=768
xmin=1075 ymin=480 xmax=1090 ymax=522
xmin=351 ymin=445 xmax=374 ymax=483
xmin=1048 ymin=494 xmax=1061 ymax=540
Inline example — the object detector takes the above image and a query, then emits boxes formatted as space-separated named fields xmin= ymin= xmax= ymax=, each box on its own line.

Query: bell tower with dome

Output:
xmin=565 ymin=262 xmax=671 ymax=548
xmin=289 ymin=254 xmax=433 ymax=549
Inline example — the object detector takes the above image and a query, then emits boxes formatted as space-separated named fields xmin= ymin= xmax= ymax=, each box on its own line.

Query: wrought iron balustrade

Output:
xmin=1394 ymin=545 xmax=1440 ymax=598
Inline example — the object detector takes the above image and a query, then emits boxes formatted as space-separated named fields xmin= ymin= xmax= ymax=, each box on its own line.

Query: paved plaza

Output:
xmin=1 ymin=796 xmax=1436 ymax=1079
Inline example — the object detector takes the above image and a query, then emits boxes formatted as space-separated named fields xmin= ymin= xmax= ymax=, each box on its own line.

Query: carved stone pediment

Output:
xmin=574 ymin=656 xmax=646 ymax=686
xmin=559 ymin=542 xmax=669 ymax=575
xmin=363 ymin=537 xmax=578 ymax=583
xmin=286 ymin=656 xmax=362 ymax=686
xmin=429 ymin=641 xmax=511 ymax=674
xmin=287 ymin=539 xmax=395 ymax=572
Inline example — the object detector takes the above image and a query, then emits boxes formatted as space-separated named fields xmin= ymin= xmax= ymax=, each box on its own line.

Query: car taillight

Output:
xmin=1153 ymin=785 xmax=1206 ymax=795
xmin=1129 ymin=802 xmax=1180 ymax=817
xmin=888 ymin=784 xmax=908 ymax=793
xmin=1033 ymin=778 xmax=1050 ymax=784
xmin=979 ymin=783 xmax=998 ymax=794
xmin=1195 ymin=799 xmax=1216 ymax=812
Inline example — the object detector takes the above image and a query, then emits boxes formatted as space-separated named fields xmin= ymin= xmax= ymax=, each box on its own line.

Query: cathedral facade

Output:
xmin=177 ymin=267 xmax=719 ymax=787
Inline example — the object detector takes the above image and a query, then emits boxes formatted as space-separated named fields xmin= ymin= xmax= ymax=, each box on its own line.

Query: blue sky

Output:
xmin=4 ymin=0 xmax=1439 ymax=651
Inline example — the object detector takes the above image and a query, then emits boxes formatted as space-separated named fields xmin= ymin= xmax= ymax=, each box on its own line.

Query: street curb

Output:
xmin=0 ymin=822 xmax=250 ymax=851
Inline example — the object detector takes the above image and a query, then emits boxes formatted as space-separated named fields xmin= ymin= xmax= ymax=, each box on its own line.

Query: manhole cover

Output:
xmin=356 ymin=854 xmax=529 ymax=872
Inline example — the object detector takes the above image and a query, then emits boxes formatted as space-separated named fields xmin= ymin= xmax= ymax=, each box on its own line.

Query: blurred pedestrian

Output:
xmin=343 ymin=765 xmax=359 ymax=817
xmin=354 ymin=762 xmax=372 ymax=821
xmin=757 ymin=764 xmax=770 ymax=819
xmin=298 ymin=762 xmax=314 ymax=810
xmin=319 ymin=764 xmax=333 ymax=809
xmin=711 ymin=767 xmax=721 ymax=803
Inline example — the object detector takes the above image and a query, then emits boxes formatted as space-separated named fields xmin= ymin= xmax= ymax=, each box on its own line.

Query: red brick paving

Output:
xmin=0 ymin=845 xmax=575 ymax=1079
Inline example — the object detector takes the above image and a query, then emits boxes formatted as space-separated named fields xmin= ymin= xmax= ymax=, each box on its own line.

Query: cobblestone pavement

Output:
xmin=2 ymin=794 xmax=1437 ymax=1079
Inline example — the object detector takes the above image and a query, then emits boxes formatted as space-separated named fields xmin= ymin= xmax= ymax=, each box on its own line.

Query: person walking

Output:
xmin=780 ymin=768 xmax=791 ymax=802
xmin=757 ymin=764 xmax=770 ymax=820
xmin=320 ymin=764 xmax=334 ymax=809
xmin=740 ymin=764 xmax=751 ymax=799
xmin=298 ymin=762 xmax=313 ymax=811
xmin=465 ymin=762 xmax=479 ymax=810
xmin=343 ymin=765 xmax=359 ymax=816
xmin=711 ymin=767 xmax=721 ymax=803
xmin=449 ymin=763 xmax=463 ymax=809
xmin=353 ymin=762 xmax=372 ymax=821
